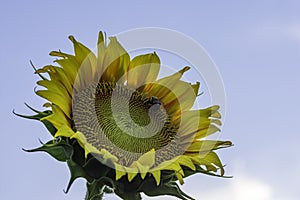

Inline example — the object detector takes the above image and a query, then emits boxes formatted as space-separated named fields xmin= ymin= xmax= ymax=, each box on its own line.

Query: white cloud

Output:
xmin=253 ymin=20 xmax=300 ymax=45
xmin=229 ymin=175 xmax=272 ymax=200
xmin=141 ymin=167 xmax=274 ymax=200
xmin=186 ymin=173 xmax=273 ymax=200
xmin=286 ymin=24 xmax=300 ymax=43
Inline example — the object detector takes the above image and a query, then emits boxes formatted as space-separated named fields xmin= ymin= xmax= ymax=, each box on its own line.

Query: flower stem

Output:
xmin=85 ymin=182 xmax=104 ymax=200
xmin=84 ymin=191 xmax=103 ymax=200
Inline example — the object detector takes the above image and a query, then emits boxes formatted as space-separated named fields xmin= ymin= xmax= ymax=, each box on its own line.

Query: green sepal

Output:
xmin=30 ymin=60 xmax=47 ymax=80
xmin=85 ymin=177 xmax=116 ymax=200
xmin=64 ymin=140 xmax=93 ymax=193
xmin=141 ymin=180 xmax=195 ymax=200
xmin=70 ymin=140 xmax=86 ymax=165
xmin=114 ymin=179 xmax=142 ymax=200
xmin=65 ymin=158 xmax=92 ymax=193
xmin=182 ymin=165 xmax=233 ymax=179
xmin=65 ymin=140 xmax=119 ymax=194
xmin=160 ymin=170 xmax=180 ymax=182
xmin=23 ymin=137 xmax=72 ymax=162
xmin=83 ymin=157 xmax=112 ymax=179
xmin=115 ymin=171 xmax=143 ymax=193
xmin=14 ymin=104 xmax=57 ymax=136
xmin=41 ymin=119 xmax=57 ymax=136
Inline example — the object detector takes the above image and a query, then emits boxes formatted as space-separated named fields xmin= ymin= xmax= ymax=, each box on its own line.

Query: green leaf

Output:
xmin=23 ymin=138 xmax=72 ymax=162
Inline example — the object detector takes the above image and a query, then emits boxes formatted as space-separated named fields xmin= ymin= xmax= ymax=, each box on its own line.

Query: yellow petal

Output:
xmin=127 ymin=53 xmax=160 ymax=88
xmin=53 ymin=67 xmax=73 ymax=96
xmin=99 ymin=149 xmax=118 ymax=162
xmin=36 ymin=65 xmax=73 ymax=97
xmin=115 ymin=163 xmax=126 ymax=180
xmin=127 ymin=173 xmax=138 ymax=182
xmin=135 ymin=162 xmax=149 ymax=179
xmin=158 ymin=66 xmax=190 ymax=83
xmin=130 ymin=149 xmax=155 ymax=179
xmin=151 ymin=170 xmax=161 ymax=186
xmin=204 ymin=152 xmax=225 ymax=175
xmin=175 ymin=173 xmax=184 ymax=185
xmin=194 ymin=124 xmax=220 ymax=139
xmin=167 ymin=162 xmax=184 ymax=176
xmin=49 ymin=50 xmax=73 ymax=58
xmin=154 ymin=160 xmax=185 ymax=184
xmin=68 ymin=35 xmax=96 ymax=65
xmin=185 ymin=140 xmax=215 ymax=153
xmin=143 ymin=67 xmax=197 ymax=119
xmin=96 ymin=31 xmax=106 ymax=80
xmin=199 ymin=105 xmax=221 ymax=118
xmin=36 ymin=90 xmax=71 ymax=118
xmin=54 ymin=58 xmax=79 ymax=86
xmin=69 ymin=35 xmax=98 ymax=89
xmin=125 ymin=167 xmax=139 ymax=182
xmin=191 ymin=81 xmax=200 ymax=96
xmin=54 ymin=124 xmax=75 ymax=138
xmin=43 ymin=102 xmax=51 ymax=108
xmin=163 ymin=81 xmax=199 ymax=117
xmin=136 ymin=148 xmax=155 ymax=167
xmin=189 ymin=152 xmax=225 ymax=175
xmin=143 ymin=66 xmax=190 ymax=95
xmin=83 ymin=143 xmax=98 ymax=157
xmin=69 ymin=131 xmax=99 ymax=157
xmin=41 ymin=104 xmax=70 ymax=129
xmin=70 ymin=131 xmax=87 ymax=146
xmin=37 ymin=79 xmax=70 ymax=101
xmin=177 ymin=155 xmax=196 ymax=171
xmin=161 ymin=81 xmax=197 ymax=115
xmin=181 ymin=125 xmax=221 ymax=145
xmin=101 ymin=37 xmax=130 ymax=83
xmin=184 ymin=140 xmax=232 ymax=153
xmin=176 ymin=107 xmax=222 ymax=144
xmin=175 ymin=110 xmax=201 ymax=135
xmin=190 ymin=155 xmax=217 ymax=172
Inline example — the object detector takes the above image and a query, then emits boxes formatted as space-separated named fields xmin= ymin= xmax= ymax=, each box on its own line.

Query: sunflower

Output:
xmin=18 ymin=32 xmax=232 ymax=200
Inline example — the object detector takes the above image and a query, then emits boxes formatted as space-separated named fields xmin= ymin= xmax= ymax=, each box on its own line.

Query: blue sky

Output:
xmin=1 ymin=1 xmax=300 ymax=199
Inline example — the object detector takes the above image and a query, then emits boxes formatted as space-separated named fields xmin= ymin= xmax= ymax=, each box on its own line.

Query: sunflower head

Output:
xmin=18 ymin=32 xmax=232 ymax=200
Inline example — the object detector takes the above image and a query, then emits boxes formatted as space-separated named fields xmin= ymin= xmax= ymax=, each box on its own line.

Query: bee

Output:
xmin=150 ymin=96 xmax=161 ymax=105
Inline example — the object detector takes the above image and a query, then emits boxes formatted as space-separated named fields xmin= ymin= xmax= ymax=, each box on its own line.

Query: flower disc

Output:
xmin=72 ymin=82 xmax=184 ymax=167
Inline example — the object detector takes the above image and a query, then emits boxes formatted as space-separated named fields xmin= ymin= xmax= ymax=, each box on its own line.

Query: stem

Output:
xmin=85 ymin=182 xmax=105 ymax=200
xmin=84 ymin=191 xmax=103 ymax=200
xmin=115 ymin=191 xmax=142 ymax=200
xmin=85 ymin=192 xmax=103 ymax=200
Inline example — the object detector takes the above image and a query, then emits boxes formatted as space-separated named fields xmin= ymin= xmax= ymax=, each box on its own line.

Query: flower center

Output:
xmin=72 ymin=82 xmax=183 ymax=166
